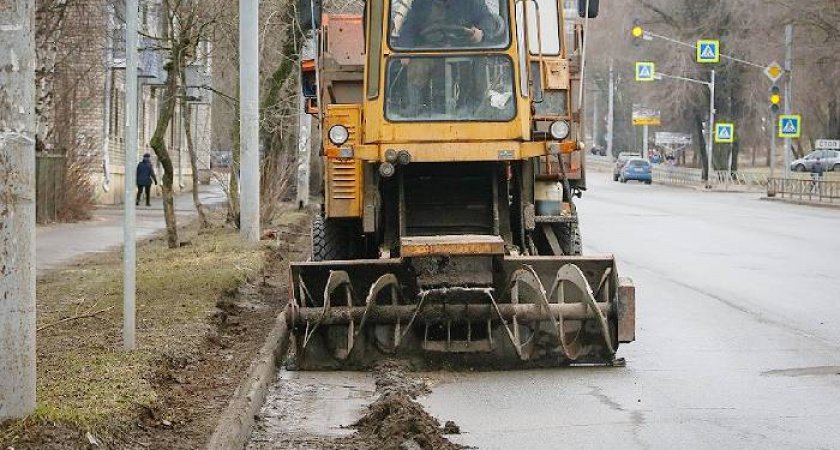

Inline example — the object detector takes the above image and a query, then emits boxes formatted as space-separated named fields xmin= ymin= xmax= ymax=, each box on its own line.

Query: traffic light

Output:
xmin=769 ymin=85 xmax=781 ymax=114
xmin=632 ymin=20 xmax=644 ymax=46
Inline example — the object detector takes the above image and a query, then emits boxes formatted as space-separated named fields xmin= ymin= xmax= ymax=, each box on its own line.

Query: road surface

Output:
xmin=252 ymin=173 xmax=840 ymax=449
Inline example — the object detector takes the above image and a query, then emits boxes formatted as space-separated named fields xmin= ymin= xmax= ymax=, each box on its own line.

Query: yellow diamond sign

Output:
xmin=765 ymin=62 xmax=783 ymax=83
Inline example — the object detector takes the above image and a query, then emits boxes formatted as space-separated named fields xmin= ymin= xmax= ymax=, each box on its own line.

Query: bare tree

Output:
xmin=146 ymin=0 xmax=222 ymax=247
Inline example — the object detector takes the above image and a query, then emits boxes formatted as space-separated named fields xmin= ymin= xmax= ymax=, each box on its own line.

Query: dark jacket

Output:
xmin=812 ymin=160 xmax=824 ymax=176
xmin=397 ymin=0 xmax=500 ymax=48
xmin=136 ymin=155 xmax=158 ymax=186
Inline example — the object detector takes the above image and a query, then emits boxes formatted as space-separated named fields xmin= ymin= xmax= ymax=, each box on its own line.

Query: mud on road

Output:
xmin=247 ymin=361 xmax=466 ymax=450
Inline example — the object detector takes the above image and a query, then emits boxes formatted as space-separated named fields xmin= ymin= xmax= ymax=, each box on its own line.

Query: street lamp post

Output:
xmin=653 ymin=70 xmax=716 ymax=187
xmin=707 ymin=70 xmax=715 ymax=188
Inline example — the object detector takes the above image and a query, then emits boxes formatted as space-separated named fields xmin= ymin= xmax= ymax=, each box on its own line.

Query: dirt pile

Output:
xmin=346 ymin=361 xmax=464 ymax=450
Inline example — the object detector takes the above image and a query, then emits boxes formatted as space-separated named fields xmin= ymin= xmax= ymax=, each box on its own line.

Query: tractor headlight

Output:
xmin=550 ymin=121 xmax=570 ymax=140
xmin=328 ymin=125 xmax=349 ymax=146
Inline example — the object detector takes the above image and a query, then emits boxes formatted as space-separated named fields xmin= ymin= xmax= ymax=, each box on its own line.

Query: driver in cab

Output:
xmin=395 ymin=0 xmax=504 ymax=48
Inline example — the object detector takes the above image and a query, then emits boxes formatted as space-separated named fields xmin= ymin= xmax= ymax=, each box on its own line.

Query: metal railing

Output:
xmin=585 ymin=155 xmax=796 ymax=190
xmin=767 ymin=177 xmax=840 ymax=204
xmin=652 ymin=166 xmax=705 ymax=185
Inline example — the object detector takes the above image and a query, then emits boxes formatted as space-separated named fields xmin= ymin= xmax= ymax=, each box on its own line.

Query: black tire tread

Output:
xmin=311 ymin=215 xmax=349 ymax=261
xmin=559 ymin=221 xmax=583 ymax=256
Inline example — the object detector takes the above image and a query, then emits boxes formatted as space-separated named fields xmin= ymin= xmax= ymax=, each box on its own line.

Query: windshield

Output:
xmin=390 ymin=0 xmax=510 ymax=50
xmin=385 ymin=55 xmax=516 ymax=122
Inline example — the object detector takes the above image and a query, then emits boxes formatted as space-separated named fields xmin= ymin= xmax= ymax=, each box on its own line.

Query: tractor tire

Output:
xmin=559 ymin=222 xmax=583 ymax=256
xmin=311 ymin=215 xmax=350 ymax=261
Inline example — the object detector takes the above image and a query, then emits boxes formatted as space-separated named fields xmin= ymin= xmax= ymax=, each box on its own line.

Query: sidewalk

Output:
xmin=36 ymin=183 xmax=228 ymax=274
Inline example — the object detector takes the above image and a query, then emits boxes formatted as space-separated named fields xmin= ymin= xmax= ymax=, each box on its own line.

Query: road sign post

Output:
xmin=707 ymin=70 xmax=716 ymax=188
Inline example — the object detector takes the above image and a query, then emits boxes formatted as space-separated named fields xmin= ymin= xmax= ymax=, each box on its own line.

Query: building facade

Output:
xmin=39 ymin=0 xmax=213 ymax=205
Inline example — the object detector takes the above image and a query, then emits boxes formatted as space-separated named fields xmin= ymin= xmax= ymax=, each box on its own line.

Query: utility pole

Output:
xmin=642 ymin=125 xmax=649 ymax=160
xmin=240 ymin=0 xmax=260 ymax=242
xmin=296 ymin=94 xmax=312 ymax=208
xmin=0 ymin=0 xmax=37 ymax=419
xmin=770 ymin=117 xmax=777 ymax=179
xmin=123 ymin=0 xmax=139 ymax=350
xmin=607 ymin=60 xmax=615 ymax=160
xmin=707 ymin=69 xmax=716 ymax=188
xmin=296 ymin=36 xmax=316 ymax=209
xmin=783 ymin=24 xmax=793 ymax=179
xmin=591 ymin=89 xmax=599 ymax=150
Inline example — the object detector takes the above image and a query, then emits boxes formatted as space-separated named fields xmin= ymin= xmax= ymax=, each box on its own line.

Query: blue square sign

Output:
xmin=697 ymin=40 xmax=720 ymax=63
xmin=778 ymin=115 xmax=802 ymax=138
xmin=715 ymin=123 xmax=734 ymax=144
xmin=635 ymin=62 xmax=655 ymax=82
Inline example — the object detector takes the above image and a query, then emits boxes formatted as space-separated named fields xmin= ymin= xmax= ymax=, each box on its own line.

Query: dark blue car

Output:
xmin=620 ymin=158 xmax=652 ymax=184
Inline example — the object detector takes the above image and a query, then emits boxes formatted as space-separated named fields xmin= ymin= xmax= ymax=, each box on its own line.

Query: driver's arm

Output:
xmin=395 ymin=3 xmax=422 ymax=47
xmin=468 ymin=0 xmax=503 ymax=42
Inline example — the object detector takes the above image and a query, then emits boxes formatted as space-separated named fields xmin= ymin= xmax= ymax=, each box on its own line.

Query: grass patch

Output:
xmin=4 ymin=218 xmax=269 ymax=436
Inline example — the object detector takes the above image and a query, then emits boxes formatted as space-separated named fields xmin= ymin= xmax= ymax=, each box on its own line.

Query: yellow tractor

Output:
xmin=290 ymin=0 xmax=635 ymax=369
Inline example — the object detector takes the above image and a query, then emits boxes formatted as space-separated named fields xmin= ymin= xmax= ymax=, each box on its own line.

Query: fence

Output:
xmin=767 ymin=178 xmax=840 ymax=204
xmin=35 ymin=154 xmax=66 ymax=223
xmin=585 ymin=155 xmax=805 ymax=190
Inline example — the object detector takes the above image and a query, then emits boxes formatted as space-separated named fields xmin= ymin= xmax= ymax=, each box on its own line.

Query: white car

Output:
xmin=790 ymin=150 xmax=840 ymax=172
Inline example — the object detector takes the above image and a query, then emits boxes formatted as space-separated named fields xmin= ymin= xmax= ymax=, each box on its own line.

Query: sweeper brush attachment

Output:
xmin=287 ymin=256 xmax=635 ymax=370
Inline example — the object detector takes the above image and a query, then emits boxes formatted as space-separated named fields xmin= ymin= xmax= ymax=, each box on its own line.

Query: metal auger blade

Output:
xmin=289 ymin=256 xmax=633 ymax=370
xmin=548 ymin=264 xmax=615 ymax=359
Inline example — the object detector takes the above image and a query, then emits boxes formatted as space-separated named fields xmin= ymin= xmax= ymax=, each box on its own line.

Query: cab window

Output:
xmin=389 ymin=0 xmax=511 ymax=51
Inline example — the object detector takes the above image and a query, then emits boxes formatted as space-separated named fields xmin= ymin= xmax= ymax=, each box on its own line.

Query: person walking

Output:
xmin=136 ymin=153 xmax=157 ymax=206
xmin=810 ymin=157 xmax=824 ymax=193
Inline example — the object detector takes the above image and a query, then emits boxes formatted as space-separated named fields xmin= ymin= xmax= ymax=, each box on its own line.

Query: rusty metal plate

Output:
xmin=545 ymin=60 xmax=570 ymax=90
xmin=325 ymin=15 xmax=364 ymax=66
xmin=400 ymin=235 xmax=506 ymax=257
xmin=617 ymin=277 xmax=635 ymax=343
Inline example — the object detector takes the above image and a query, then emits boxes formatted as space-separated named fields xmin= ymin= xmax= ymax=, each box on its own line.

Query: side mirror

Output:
xmin=578 ymin=0 xmax=599 ymax=18
xmin=299 ymin=0 xmax=322 ymax=30
xmin=301 ymin=60 xmax=317 ymax=99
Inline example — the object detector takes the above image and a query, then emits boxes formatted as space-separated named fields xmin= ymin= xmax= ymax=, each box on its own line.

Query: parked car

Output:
xmin=613 ymin=152 xmax=642 ymax=181
xmin=620 ymin=158 xmax=652 ymax=184
xmin=790 ymin=149 xmax=840 ymax=172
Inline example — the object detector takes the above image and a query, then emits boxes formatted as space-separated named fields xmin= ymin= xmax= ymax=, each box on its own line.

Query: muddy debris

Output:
xmin=442 ymin=421 xmax=460 ymax=435
xmin=339 ymin=361 xmax=465 ymax=450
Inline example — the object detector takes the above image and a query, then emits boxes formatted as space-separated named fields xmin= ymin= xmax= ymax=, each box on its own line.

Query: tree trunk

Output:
xmin=181 ymin=97 xmax=208 ymax=228
xmin=149 ymin=56 xmax=183 ymax=248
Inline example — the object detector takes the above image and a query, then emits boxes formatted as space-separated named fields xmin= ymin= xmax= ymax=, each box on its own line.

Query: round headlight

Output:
xmin=550 ymin=121 xmax=570 ymax=140
xmin=328 ymin=125 xmax=349 ymax=146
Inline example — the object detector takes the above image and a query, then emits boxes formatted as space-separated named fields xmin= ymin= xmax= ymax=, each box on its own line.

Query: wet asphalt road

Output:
xmin=251 ymin=173 xmax=840 ymax=449
xmin=422 ymin=173 xmax=840 ymax=449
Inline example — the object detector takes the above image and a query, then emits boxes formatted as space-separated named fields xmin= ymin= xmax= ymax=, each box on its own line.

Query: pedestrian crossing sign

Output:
xmin=715 ymin=123 xmax=735 ymax=144
xmin=635 ymin=62 xmax=655 ymax=81
xmin=778 ymin=114 xmax=802 ymax=138
xmin=697 ymin=40 xmax=720 ymax=63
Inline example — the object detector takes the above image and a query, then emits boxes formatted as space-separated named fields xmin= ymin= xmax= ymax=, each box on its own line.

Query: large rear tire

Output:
xmin=312 ymin=215 xmax=350 ymax=261
xmin=560 ymin=222 xmax=583 ymax=256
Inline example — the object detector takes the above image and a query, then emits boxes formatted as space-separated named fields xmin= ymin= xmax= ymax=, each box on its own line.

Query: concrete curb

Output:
xmin=759 ymin=196 xmax=840 ymax=210
xmin=206 ymin=310 xmax=291 ymax=450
